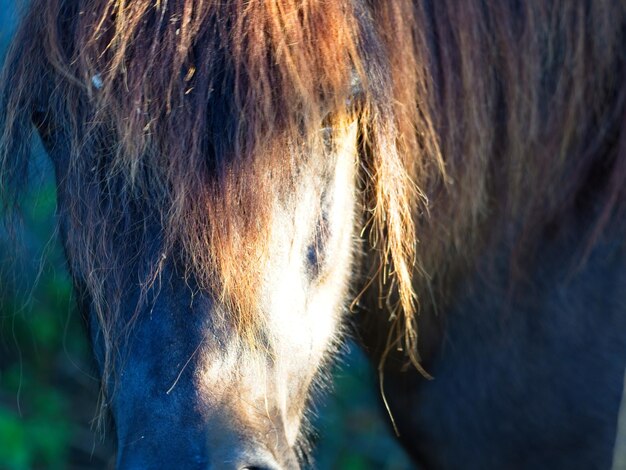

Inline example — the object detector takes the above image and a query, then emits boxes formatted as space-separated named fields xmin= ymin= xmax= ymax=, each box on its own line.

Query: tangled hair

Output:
xmin=1 ymin=0 xmax=625 ymax=389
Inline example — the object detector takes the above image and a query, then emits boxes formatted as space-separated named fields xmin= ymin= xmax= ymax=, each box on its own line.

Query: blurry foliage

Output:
xmin=0 ymin=148 xmax=111 ymax=469
xmin=0 ymin=4 xmax=413 ymax=469
xmin=314 ymin=345 xmax=413 ymax=470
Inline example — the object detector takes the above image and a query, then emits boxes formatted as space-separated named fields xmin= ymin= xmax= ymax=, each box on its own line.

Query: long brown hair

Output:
xmin=2 ymin=0 xmax=625 ymax=391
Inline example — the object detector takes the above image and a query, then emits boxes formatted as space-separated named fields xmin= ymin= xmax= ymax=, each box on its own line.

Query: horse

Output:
xmin=1 ymin=0 xmax=625 ymax=468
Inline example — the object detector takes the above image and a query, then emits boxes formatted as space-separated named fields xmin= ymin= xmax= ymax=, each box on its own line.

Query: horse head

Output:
xmin=1 ymin=1 xmax=425 ymax=467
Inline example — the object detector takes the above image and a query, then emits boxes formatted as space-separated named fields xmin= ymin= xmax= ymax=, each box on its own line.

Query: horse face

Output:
xmin=45 ymin=121 xmax=359 ymax=469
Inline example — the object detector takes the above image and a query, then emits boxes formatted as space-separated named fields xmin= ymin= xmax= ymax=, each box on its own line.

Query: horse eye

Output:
xmin=306 ymin=242 xmax=322 ymax=278
xmin=305 ymin=211 xmax=330 ymax=280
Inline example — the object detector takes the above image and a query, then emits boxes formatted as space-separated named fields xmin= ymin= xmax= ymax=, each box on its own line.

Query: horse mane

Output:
xmin=1 ymin=0 xmax=625 ymax=385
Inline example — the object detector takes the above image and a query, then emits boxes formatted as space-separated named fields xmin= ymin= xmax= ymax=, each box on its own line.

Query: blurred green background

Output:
xmin=0 ymin=3 xmax=412 ymax=469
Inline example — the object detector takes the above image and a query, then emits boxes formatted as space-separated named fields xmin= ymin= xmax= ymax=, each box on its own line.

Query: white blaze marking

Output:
xmin=265 ymin=121 xmax=358 ymax=443
xmin=194 ymin=121 xmax=359 ymax=446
